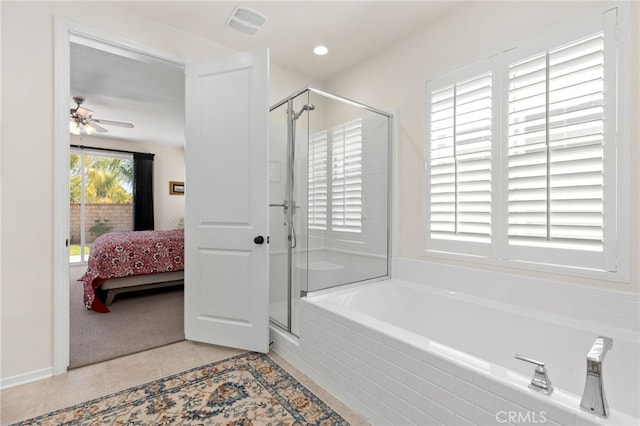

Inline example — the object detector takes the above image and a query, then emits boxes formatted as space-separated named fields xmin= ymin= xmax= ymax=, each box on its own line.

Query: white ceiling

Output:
xmin=71 ymin=42 xmax=185 ymax=146
xmin=71 ymin=1 xmax=461 ymax=146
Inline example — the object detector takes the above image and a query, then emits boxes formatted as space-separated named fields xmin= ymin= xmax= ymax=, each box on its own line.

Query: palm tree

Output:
xmin=69 ymin=153 xmax=82 ymax=203
xmin=69 ymin=153 xmax=133 ymax=203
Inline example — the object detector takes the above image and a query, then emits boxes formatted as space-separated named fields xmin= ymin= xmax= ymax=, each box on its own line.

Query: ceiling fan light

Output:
xmin=69 ymin=120 xmax=81 ymax=135
xmin=83 ymin=123 xmax=96 ymax=135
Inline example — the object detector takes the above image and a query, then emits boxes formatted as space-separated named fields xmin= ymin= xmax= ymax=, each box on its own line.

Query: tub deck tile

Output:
xmin=474 ymin=406 xmax=504 ymax=426
xmin=495 ymin=395 xmax=521 ymax=418
xmin=454 ymin=377 xmax=496 ymax=413
xmin=436 ymin=357 xmax=477 ymax=383
xmin=405 ymin=370 xmax=439 ymax=401
xmin=437 ymin=387 xmax=475 ymax=421
xmin=422 ymin=362 xmax=456 ymax=392
xmin=455 ymin=413 xmax=476 ymax=426
xmin=474 ymin=371 xmax=520 ymax=404
xmin=424 ymin=397 xmax=457 ymax=426
xmin=518 ymin=389 xmax=576 ymax=426
xmin=405 ymin=402 xmax=440 ymax=426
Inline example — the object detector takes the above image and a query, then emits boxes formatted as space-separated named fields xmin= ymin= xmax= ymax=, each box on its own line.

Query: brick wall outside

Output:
xmin=70 ymin=203 xmax=133 ymax=244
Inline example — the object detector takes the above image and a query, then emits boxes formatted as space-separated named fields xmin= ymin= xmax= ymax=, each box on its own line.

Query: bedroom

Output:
xmin=67 ymin=40 xmax=187 ymax=366
xmin=1 ymin=2 xmax=638 ymax=422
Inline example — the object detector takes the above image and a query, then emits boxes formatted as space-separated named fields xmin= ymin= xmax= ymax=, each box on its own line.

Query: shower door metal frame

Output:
xmin=285 ymin=98 xmax=295 ymax=331
xmin=269 ymin=87 xmax=394 ymax=334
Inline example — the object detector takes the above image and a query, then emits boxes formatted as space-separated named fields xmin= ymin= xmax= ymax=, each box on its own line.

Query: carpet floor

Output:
xmin=69 ymin=265 xmax=185 ymax=368
xmin=10 ymin=352 xmax=348 ymax=426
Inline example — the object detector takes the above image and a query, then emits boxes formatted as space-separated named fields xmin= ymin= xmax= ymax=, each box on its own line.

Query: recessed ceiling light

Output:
xmin=313 ymin=45 xmax=329 ymax=56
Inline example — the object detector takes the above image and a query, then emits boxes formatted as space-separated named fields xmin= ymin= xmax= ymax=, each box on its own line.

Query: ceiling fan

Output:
xmin=69 ymin=96 xmax=134 ymax=135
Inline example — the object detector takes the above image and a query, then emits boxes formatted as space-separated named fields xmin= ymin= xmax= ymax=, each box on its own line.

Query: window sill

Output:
xmin=422 ymin=248 xmax=630 ymax=284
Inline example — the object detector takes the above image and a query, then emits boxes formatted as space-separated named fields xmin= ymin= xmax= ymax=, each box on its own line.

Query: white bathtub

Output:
xmin=293 ymin=279 xmax=639 ymax=425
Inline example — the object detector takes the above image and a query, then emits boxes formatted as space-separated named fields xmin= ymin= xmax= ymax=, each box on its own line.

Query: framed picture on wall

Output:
xmin=170 ymin=181 xmax=185 ymax=195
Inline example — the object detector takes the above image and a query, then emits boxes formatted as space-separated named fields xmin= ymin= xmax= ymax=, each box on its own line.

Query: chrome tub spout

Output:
xmin=580 ymin=336 xmax=613 ymax=418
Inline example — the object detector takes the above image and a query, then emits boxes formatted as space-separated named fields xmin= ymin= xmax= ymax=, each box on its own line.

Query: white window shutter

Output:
xmin=308 ymin=130 xmax=328 ymax=230
xmin=428 ymin=72 xmax=493 ymax=244
xmin=332 ymin=119 xmax=362 ymax=233
xmin=424 ymin=7 xmax=623 ymax=277
xmin=507 ymin=33 xmax=605 ymax=252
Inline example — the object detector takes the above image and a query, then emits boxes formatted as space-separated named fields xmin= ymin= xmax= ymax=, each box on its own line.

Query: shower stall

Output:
xmin=268 ymin=87 xmax=392 ymax=335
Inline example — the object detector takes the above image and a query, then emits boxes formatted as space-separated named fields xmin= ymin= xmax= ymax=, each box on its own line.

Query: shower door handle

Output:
xmin=269 ymin=201 xmax=289 ymax=214
xmin=253 ymin=235 xmax=265 ymax=245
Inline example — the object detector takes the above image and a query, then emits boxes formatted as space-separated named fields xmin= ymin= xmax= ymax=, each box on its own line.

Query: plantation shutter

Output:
xmin=428 ymin=72 xmax=492 ymax=243
xmin=332 ymin=119 xmax=362 ymax=232
xmin=424 ymin=8 xmax=621 ymax=275
xmin=507 ymin=33 xmax=605 ymax=252
xmin=308 ymin=130 xmax=328 ymax=230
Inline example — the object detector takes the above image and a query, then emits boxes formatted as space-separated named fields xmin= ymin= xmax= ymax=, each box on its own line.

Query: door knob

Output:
xmin=253 ymin=235 xmax=265 ymax=245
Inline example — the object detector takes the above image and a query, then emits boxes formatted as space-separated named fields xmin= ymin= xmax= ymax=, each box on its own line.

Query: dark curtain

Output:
xmin=133 ymin=152 xmax=155 ymax=231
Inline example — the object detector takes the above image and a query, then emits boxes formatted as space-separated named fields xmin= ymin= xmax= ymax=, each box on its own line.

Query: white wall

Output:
xmin=326 ymin=1 xmax=640 ymax=294
xmin=70 ymin=135 xmax=186 ymax=230
xmin=0 ymin=1 xmax=320 ymax=383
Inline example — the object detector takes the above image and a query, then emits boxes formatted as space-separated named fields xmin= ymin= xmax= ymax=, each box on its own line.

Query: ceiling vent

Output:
xmin=226 ymin=6 xmax=267 ymax=35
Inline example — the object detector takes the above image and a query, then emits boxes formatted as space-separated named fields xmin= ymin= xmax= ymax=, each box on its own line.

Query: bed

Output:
xmin=79 ymin=229 xmax=184 ymax=313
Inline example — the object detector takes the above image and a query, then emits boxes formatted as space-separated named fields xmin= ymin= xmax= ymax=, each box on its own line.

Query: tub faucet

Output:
xmin=580 ymin=336 xmax=613 ymax=418
xmin=515 ymin=354 xmax=553 ymax=395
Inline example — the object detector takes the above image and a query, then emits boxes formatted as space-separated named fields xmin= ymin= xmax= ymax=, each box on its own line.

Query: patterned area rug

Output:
xmin=11 ymin=352 xmax=349 ymax=425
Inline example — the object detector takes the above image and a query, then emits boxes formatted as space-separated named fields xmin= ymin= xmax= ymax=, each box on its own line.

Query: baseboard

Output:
xmin=0 ymin=367 xmax=53 ymax=391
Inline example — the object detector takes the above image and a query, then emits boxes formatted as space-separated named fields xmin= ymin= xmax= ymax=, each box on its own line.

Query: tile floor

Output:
xmin=1 ymin=340 xmax=369 ymax=425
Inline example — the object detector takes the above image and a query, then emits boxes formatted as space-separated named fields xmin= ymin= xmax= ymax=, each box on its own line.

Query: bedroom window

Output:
xmin=70 ymin=148 xmax=133 ymax=264
xmin=424 ymin=7 xmax=627 ymax=278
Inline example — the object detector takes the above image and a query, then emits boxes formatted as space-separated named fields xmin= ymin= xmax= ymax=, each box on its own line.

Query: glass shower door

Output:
xmin=289 ymin=94 xmax=311 ymax=334
xmin=304 ymin=89 xmax=390 ymax=292
xmin=268 ymin=102 xmax=289 ymax=329
xmin=268 ymin=92 xmax=311 ymax=334
xmin=269 ymin=87 xmax=391 ymax=337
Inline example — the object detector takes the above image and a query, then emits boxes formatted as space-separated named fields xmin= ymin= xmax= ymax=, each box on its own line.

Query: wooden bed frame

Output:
xmin=81 ymin=229 xmax=185 ymax=312
xmin=101 ymin=271 xmax=184 ymax=305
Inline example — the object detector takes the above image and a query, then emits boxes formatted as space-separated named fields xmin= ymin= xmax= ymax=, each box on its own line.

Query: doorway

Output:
xmin=54 ymin=19 xmax=187 ymax=373
xmin=56 ymin=20 xmax=272 ymax=373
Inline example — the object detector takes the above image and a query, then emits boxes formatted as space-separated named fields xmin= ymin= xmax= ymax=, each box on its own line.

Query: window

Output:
xmin=69 ymin=148 xmax=133 ymax=264
xmin=429 ymin=72 xmax=493 ymax=244
xmin=308 ymin=119 xmax=363 ymax=233
xmin=309 ymin=130 xmax=328 ymax=230
xmin=507 ymin=34 xmax=605 ymax=252
xmin=424 ymin=7 xmax=625 ymax=277
xmin=332 ymin=119 xmax=363 ymax=233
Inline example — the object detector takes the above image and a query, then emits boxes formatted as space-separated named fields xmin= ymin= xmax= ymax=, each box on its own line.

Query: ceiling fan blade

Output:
xmin=87 ymin=122 xmax=108 ymax=133
xmin=93 ymin=118 xmax=134 ymax=128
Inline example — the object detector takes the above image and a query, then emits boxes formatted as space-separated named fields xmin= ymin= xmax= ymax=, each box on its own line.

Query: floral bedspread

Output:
xmin=79 ymin=229 xmax=184 ymax=313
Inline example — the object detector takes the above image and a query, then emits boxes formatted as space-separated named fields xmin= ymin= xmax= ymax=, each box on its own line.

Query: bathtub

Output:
xmin=290 ymin=279 xmax=639 ymax=425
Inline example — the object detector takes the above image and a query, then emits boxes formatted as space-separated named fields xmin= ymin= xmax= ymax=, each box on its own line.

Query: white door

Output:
xmin=184 ymin=48 xmax=269 ymax=353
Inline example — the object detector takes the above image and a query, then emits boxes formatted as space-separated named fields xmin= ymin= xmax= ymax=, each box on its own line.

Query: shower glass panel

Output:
xmin=268 ymin=101 xmax=290 ymax=329
xmin=269 ymin=88 xmax=391 ymax=335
